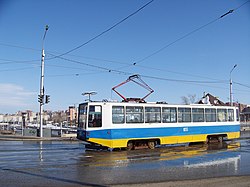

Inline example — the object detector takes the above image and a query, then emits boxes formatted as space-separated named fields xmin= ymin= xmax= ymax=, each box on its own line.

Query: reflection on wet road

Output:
xmin=0 ymin=139 xmax=250 ymax=186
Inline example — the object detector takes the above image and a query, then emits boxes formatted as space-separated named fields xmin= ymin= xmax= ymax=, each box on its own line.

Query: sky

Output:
xmin=0 ymin=0 xmax=249 ymax=114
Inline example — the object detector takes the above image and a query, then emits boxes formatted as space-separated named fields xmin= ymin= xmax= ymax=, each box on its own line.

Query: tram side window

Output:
xmin=112 ymin=106 xmax=125 ymax=124
xmin=178 ymin=108 xmax=191 ymax=123
xmin=228 ymin=109 xmax=234 ymax=121
xmin=217 ymin=109 xmax=227 ymax=122
xmin=162 ymin=107 xmax=177 ymax=123
xmin=205 ymin=108 xmax=216 ymax=122
xmin=145 ymin=107 xmax=161 ymax=123
xmin=88 ymin=105 xmax=102 ymax=128
xmin=126 ymin=106 xmax=144 ymax=123
xmin=192 ymin=108 xmax=204 ymax=122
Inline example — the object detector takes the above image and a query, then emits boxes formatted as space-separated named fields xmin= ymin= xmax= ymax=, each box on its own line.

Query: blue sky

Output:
xmin=0 ymin=0 xmax=249 ymax=114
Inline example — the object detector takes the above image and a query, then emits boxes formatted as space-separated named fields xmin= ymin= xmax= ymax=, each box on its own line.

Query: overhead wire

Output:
xmin=0 ymin=43 xmax=234 ymax=83
xmin=0 ymin=1 xmax=155 ymax=66
xmin=0 ymin=66 xmax=39 ymax=72
xmin=130 ymin=63 xmax=228 ymax=82
xmin=55 ymin=56 xmax=230 ymax=85
xmin=140 ymin=74 xmax=227 ymax=84
xmin=233 ymin=81 xmax=250 ymax=89
xmin=56 ymin=56 xmax=130 ymax=76
xmin=0 ymin=58 xmax=39 ymax=65
xmin=0 ymin=46 xmax=247 ymax=91
xmin=1 ymin=53 xmax=249 ymax=94
xmin=0 ymin=42 xmax=41 ymax=53
xmin=50 ymin=0 xmax=155 ymax=59
xmin=56 ymin=57 xmax=250 ymax=93
xmin=1 ymin=1 xmax=248 ymax=83
xmin=128 ymin=0 xmax=250 ymax=66
xmin=0 ymin=1 xmax=249 ymax=94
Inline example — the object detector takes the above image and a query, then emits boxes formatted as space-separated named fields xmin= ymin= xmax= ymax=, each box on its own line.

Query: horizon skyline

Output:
xmin=0 ymin=0 xmax=249 ymax=114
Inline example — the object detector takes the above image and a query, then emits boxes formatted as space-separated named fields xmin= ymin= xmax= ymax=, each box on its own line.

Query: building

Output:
xmin=241 ymin=106 xmax=250 ymax=122
xmin=68 ymin=106 xmax=78 ymax=126
xmin=198 ymin=93 xmax=226 ymax=106
xmin=198 ymin=93 xmax=250 ymax=122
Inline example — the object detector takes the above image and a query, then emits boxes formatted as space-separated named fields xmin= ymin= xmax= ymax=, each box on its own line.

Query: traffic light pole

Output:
xmin=39 ymin=48 xmax=45 ymax=138
xmin=39 ymin=25 xmax=49 ymax=138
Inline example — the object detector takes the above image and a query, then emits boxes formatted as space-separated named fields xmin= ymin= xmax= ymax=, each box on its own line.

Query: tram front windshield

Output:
xmin=78 ymin=103 xmax=88 ymax=129
xmin=78 ymin=104 xmax=102 ymax=129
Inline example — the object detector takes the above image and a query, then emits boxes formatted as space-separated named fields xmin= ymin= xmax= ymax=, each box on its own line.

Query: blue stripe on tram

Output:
xmin=88 ymin=124 xmax=240 ymax=140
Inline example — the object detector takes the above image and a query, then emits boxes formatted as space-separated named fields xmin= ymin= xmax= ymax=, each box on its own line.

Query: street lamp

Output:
xmin=82 ymin=91 xmax=97 ymax=102
xmin=39 ymin=25 xmax=49 ymax=138
xmin=230 ymin=64 xmax=237 ymax=106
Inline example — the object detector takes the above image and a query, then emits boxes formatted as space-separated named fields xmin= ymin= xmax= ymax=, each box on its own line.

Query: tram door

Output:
xmin=88 ymin=105 xmax=102 ymax=128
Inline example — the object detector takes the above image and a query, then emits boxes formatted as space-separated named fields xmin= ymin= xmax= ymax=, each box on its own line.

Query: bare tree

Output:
xmin=181 ymin=96 xmax=190 ymax=104
xmin=181 ymin=94 xmax=197 ymax=104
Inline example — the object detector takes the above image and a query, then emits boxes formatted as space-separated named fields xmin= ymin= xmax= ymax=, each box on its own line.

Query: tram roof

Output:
xmin=80 ymin=100 xmax=237 ymax=108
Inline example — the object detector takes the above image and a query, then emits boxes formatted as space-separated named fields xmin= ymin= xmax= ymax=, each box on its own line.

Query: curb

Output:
xmin=0 ymin=135 xmax=78 ymax=141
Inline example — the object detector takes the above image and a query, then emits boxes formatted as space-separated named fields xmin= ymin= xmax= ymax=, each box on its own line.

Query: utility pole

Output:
xmin=39 ymin=25 xmax=49 ymax=137
xmin=230 ymin=64 xmax=237 ymax=106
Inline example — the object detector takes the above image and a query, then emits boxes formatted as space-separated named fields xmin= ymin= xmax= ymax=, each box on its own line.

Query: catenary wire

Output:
xmin=233 ymin=81 xmax=250 ymax=89
xmin=127 ymin=0 xmax=250 ymax=66
xmin=0 ymin=1 xmax=248 ymax=82
xmin=0 ymin=1 xmax=249 ymax=92
xmin=50 ymin=0 xmax=155 ymax=59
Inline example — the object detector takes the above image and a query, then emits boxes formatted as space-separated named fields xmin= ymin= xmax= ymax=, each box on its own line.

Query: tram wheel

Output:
xmin=205 ymin=137 xmax=210 ymax=144
xmin=127 ymin=141 xmax=134 ymax=150
xmin=218 ymin=136 xmax=223 ymax=143
xmin=148 ymin=141 xmax=155 ymax=149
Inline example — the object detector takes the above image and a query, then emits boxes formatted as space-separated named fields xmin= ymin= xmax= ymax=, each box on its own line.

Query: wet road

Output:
xmin=0 ymin=137 xmax=250 ymax=186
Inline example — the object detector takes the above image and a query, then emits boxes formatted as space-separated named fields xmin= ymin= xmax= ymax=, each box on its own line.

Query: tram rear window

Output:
xmin=88 ymin=105 xmax=102 ymax=128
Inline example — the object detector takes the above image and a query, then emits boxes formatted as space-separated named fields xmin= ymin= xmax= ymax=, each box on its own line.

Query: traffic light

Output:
xmin=38 ymin=95 xmax=44 ymax=104
xmin=45 ymin=95 xmax=50 ymax=104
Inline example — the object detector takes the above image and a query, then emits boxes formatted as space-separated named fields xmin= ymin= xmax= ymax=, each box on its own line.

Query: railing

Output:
xmin=241 ymin=121 xmax=250 ymax=126
xmin=241 ymin=122 xmax=250 ymax=131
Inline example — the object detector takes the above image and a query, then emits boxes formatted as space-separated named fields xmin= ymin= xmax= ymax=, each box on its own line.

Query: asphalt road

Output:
xmin=0 ymin=134 xmax=250 ymax=186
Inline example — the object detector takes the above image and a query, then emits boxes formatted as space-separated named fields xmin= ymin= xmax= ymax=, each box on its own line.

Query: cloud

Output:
xmin=0 ymin=83 xmax=37 ymax=113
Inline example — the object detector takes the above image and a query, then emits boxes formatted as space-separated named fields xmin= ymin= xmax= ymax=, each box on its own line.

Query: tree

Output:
xmin=181 ymin=94 xmax=197 ymax=104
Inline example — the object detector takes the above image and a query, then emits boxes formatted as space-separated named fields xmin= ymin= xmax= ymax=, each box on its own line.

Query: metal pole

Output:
xmin=230 ymin=64 xmax=237 ymax=106
xmin=230 ymin=78 xmax=233 ymax=106
xmin=39 ymin=25 xmax=49 ymax=138
xmin=21 ymin=119 xmax=23 ymax=136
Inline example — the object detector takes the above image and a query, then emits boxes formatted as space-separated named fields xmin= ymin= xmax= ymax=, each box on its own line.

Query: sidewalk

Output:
xmin=0 ymin=134 xmax=78 ymax=141
xmin=1 ymin=130 xmax=249 ymax=141
xmin=113 ymin=176 xmax=250 ymax=187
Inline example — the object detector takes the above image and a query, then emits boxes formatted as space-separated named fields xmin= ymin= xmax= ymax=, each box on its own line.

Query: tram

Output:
xmin=77 ymin=101 xmax=240 ymax=150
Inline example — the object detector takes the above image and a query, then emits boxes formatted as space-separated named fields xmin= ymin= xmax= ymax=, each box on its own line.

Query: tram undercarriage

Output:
xmin=84 ymin=134 xmax=230 ymax=151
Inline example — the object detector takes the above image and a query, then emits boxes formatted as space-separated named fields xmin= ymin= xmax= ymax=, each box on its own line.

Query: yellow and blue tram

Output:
xmin=77 ymin=101 xmax=240 ymax=149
